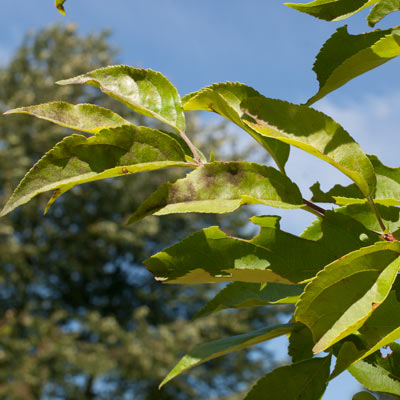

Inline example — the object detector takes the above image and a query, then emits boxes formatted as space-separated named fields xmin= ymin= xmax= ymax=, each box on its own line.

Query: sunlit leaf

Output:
xmin=349 ymin=343 xmax=400 ymax=397
xmin=331 ymin=285 xmax=400 ymax=377
xmin=145 ymin=212 xmax=378 ymax=284
xmin=285 ymin=0 xmax=376 ymax=21
xmin=295 ymin=242 xmax=400 ymax=354
xmin=0 ymin=125 xmax=189 ymax=217
xmin=195 ymin=282 xmax=304 ymax=319
xmin=127 ymin=162 xmax=303 ymax=224
xmin=55 ymin=0 xmax=66 ymax=15
xmin=336 ymin=204 xmax=400 ymax=233
xmin=4 ymin=102 xmax=131 ymax=134
xmin=183 ymin=83 xmax=290 ymax=173
xmin=307 ymin=26 xmax=400 ymax=105
xmin=241 ymin=96 xmax=376 ymax=197
xmin=244 ymin=356 xmax=331 ymax=400
xmin=311 ymin=155 xmax=400 ymax=206
xmin=57 ymin=66 xmax=186 ymax=133
xmin=368 ymin=0 xmax=400 ymax=26
xmin=160 ymin=323 xmax=297 ymax=388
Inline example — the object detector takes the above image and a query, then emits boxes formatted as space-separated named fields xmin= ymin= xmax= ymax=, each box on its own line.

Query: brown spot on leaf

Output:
xmin=122 ymin=167 xmax=128 ymax=174
xmin=371 ymin=302 xmax=379 ymax=311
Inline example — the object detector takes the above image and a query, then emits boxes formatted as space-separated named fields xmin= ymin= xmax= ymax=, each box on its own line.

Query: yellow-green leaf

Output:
xmin=145 ymin=213 xmax=378 ymax=285
xmin=368 ymin=0 xmax=400 ymax=26
xmin=127 ymin=162 xmax=304 ymax=224
xmin=311 ymin=155 xmax=400 ymax=206
xmin=4 ymin=102 xmax=131 ymax=134
xmin=307 ymin=26 xmax=400 ymax=105
xmin=160 ymin=323 xmax=297 ymax=388
xmin=55 ymin=0 xmax=66 ymax=15
xmin=241 ymin=96 xmax=376 ymax=197
xmin=183 ymin=83 xmax=290 ymax=173
xmin=285 ymin=0 xmax=377 ymax=21
xmin=57 ymin=66 xmax=186 ymax=133
xmin=0 ymin=125 xmax=189 ymax=217
xmin=295 ymin=242 xmax=400 ymax=354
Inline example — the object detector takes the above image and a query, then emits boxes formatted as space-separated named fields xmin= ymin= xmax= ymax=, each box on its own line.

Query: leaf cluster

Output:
xmin=9 ymin=0 xmax=400 ymax=398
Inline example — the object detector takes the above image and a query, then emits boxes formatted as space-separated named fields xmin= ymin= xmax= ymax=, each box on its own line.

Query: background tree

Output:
xmin=0 ymin=25 xmax=285 ymax=400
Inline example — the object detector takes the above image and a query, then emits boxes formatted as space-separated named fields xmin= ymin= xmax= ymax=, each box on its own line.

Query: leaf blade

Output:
xmin=195 ymin=282 xmax=305 ymax=319
xmin=183 ymin=83 xmax=290 ymax=173
xmin=285 ymin=0 xmax=377 ymax=21
xmin=368 ymin=0 xmax=400 ymax=26
xmin=0 ymin=125 xmax=188 ymax=217
xmin=295 ymin=242 xmax=400 ymax=354
xmin=57 ymin=66 xmax=186 ymax=133
xmin=128 ymin=162 xmax=304 ymax=224
xmin=307 ymin=26 xmax=400 ymax=105
xmin=4 ymin=102 xmax=131 ymax=134
xmin=244 ymin=356 xmax=331 ymax=400
xmin=241 ymin=96 xmax=376 ymax=197
xmin=160 ymin=323 xmax=297 ymax=388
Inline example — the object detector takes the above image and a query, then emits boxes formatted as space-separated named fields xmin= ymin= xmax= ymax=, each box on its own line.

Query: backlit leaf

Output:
xmin=4 ymin=102 xmax=131 ymax=134
xmin=57 ymin=66 xmax=186 ymax=133
xmin=55 ymin=0 xmax=66 ymax=15
xmin=295 ymin=242 xmax=400 ymax=354
xmin=0 ymin=125 xmax=189 ymax=217
xmin=244 ymin=356 xmax=331 ymax=400
xmin=241 ymin=96 xmax=376 ymax=197
xmin=160 ymin=323 xmax=297 ymax=388
xmin=195 ymin=282 xmax=304 ymax=319
xmin=311 ymin=155 xmax=400 ymax=206
xmin=285 ymin=0 xmax=376 ymax=21
xmin=349 ymin=343 xmax=400 ymax=397
xmin=183 ymin=83 xmax=290 ymax=173
xmin=127 ymin=162 xmax=303 ymax=224
xmin=307 ymin=26 xmax=400 ymax=105
xmin=145 ymin=212 xmax=378 ymax=284
xmin=332 ymin=287 xmax=400 ymax=377
xmin=336 ymin=204 xmax=400 ymax=233
xmin=368 ymin=0 xmax=400 ymax=26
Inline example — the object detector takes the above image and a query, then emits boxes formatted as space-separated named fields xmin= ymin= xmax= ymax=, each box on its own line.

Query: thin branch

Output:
xmin=302 ymin=198 xmax=326 ymax=218
xmin=367 ymin=196 xmax=386 ymax=233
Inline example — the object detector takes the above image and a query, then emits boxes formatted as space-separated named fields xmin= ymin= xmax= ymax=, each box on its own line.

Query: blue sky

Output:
xmin=2 ymin=1 xmax=400 ymax=399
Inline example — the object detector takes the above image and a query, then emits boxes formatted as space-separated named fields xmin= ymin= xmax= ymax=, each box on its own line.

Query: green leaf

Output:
xmin=55 ymin=0 xmax=66 ymax=15
xmin=311 ymin=155 xmax=400 ymax=206
xmin=182 ymin=83 xmax=290 ymax=173
xmin=285 ymin=0 xmax=376 ymax=21
xmin=195 ymin=282 xmax=305 ymax=319
xmin=307 ymin=26 xmax=400 ymax=105
xmin=352 ymin=392 xmax=377 ymax=400
xmin=241 ymin=96 xmax=376 ymax=197
xmin=145 ymin=212 xmax=378 ymax=284
xmin=160 ymin=323 xmax=297 ymax=388
xmin=0 ymin=125 xmax=189 ymax=217
xmin=332 ymin=286 xmax=400 ymax=377
xmin=295 ymin=241 xmax=400 ymax=354
xmin=244 ymin=356 xmax=331 ymax=400
xmin=368 ymin=0 xmax=400 ymax=26
xmin=288 ymin=323 xmax=315 ymax=363
xmin=336 ymin=204 xmax=400 ymax=233
xmin=57 ymin=66 xmax=186 ymax=133
xmin=349 ymin=343 xmax=400 ymax=397
xmin=4 ymin=102 xmax=131 ymax=134
xmin=127 ymin=162 xmax=303 ymax=224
